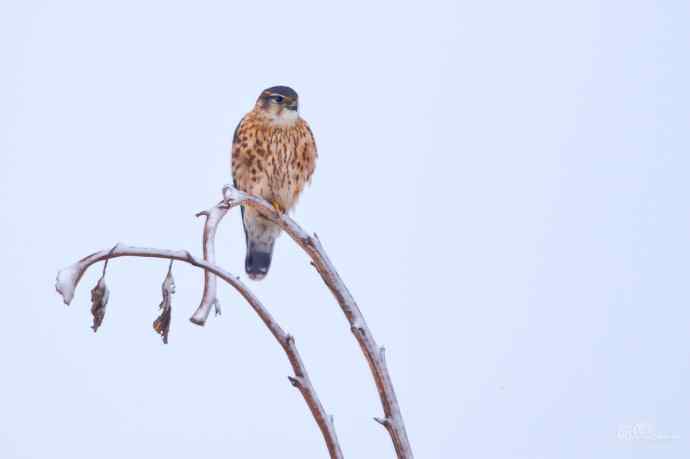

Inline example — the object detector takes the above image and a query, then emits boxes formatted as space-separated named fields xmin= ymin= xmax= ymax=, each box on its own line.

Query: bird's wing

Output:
xmin=298 ymin=119 xmax=318 ymax=185
xmin=231 ymin=115 xmax=246 ymax=189
xmin=231 ymin=117 xmax=248 ymax=247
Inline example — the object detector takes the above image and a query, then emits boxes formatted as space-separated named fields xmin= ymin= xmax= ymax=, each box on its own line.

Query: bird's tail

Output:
xmin=241 ymin=207 xmax=280 ymax=280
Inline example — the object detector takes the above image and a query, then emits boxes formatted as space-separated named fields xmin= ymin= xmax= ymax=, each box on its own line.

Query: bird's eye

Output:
xmin=273 ymin=95 xmax=284 ymax=103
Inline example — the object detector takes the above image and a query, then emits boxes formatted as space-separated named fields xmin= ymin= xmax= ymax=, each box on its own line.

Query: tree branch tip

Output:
xmin=55 ymin=282 xmax=71 ymax=306
xmin=189 ymin=317 xmax=206 ymax=327
xmin=56 ymin=264 xmax=82 ymax=305
xmin=287 ymin=376 xmax=303 ymax=388
xmin=374 ymin=417 xmax=390 ymax=427
xmin=195 ymin=210 xmax=209 ymax=218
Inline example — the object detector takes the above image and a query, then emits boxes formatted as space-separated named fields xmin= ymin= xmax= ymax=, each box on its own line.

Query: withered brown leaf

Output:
xmin=153 ymin=268 xmax=175 ymax=344
xmin=90 ymin=276 xmax=109 ymax=332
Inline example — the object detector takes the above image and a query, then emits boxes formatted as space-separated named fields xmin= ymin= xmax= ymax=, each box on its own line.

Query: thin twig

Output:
xmin=101 ymin=243 xmax=119 ymax=277
xmin=56 ymin=245 xmax=344 ymax=459
xmin=221 ymin=185 xmax=413 ymax=458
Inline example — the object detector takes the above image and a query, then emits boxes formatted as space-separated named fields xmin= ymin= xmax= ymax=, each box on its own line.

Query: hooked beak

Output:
xmin=286 ymin=101 xmax=298 ymax=111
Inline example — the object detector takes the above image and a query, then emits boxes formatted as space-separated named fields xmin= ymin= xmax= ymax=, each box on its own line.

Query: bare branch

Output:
xmin=55 ymin=245 xmax=344 ymax=459
xmin=221 ymin=185 xmax=414 ymax=458
xmin=190 ymin=205 xmax=228 ymax=325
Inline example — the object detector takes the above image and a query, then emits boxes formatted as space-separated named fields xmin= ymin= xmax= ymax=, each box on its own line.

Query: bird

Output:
xmin=231 ymin=86 xmax=318 ymax=280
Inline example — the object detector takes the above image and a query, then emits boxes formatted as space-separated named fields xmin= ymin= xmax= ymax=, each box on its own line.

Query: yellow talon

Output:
xmin=271 ymin=200 xmax=284 ymax=214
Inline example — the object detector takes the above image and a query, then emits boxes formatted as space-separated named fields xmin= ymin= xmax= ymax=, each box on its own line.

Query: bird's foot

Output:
xmin=271 ymin=200 xmax=285 ymax=214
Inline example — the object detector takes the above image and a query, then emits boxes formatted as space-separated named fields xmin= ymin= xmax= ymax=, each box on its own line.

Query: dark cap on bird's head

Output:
xmin=257 ymin=85 xmax=299 ymax=111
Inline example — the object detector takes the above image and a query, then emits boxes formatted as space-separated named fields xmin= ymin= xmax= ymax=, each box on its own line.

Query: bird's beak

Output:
xmin=286 ymin=101 xmax=298 ymax=111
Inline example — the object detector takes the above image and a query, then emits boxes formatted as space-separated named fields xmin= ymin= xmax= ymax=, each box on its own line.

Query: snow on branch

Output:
xmin=55 ymin=184 xmax=414 ymax=458
xmin=190 ymin=205 xmax=227 ymax=325
xmin=220 ymin=185 xmax=414 ymax=459
xmin=55 ymin=245 xmax=344 ymax=459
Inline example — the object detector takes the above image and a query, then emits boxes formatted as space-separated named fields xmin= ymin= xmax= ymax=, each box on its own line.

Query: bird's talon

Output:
xmin=271 ymin=200 xmax=284 ymax=214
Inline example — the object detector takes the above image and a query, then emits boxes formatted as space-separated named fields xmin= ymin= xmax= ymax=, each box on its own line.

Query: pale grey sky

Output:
xmin=1 ymin=1 xmax=689 ymax=458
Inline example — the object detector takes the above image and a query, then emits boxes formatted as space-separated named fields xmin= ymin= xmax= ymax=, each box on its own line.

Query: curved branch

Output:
xmin=190 ymin=205 xmax=227 ymax=325
xmin=221 ymin=185 xmax=413 ymax=458
xmin=55 ymin=245 xmax=344 ymax=459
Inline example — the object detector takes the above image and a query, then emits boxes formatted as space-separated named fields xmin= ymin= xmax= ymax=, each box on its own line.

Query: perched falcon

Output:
xmin=231 ymin=86 xmax=317 ymax=280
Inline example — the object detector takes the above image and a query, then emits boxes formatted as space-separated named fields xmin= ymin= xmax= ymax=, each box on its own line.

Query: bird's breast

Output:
xmin=262 ymin=126 xmax=302 ymax=210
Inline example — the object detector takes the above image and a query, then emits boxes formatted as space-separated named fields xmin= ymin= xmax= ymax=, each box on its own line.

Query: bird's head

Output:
xmin=255 ymin=86 xmax=299 ymax=125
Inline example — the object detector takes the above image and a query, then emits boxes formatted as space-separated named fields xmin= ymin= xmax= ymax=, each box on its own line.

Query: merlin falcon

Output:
xmin=231 ymin=86 xmax=318 ymax=280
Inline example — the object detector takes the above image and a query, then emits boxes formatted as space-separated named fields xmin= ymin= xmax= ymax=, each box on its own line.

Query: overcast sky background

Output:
xmin=1 ymin=1 xmax=689 ymax=458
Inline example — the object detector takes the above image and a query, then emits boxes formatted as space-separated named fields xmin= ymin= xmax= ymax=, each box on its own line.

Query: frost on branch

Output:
xmin=54 ymin=243 xmax=345 ymax=459
xmin=53 ymin=183 xmax=418 ymax=458
xmin=190 ymin=205 xmax=227 ymax=326
xmin=90 ymin=276 xmax=109 ymax=332
xmin=222 ymin=183 xmax=247 ymax=206
xmin=153 ymin=262 xmax=175 ymax=344
xmin=55 ymin=263 xmax=84 ymax=305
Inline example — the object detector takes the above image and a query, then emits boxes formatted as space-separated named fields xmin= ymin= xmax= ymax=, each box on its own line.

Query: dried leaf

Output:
xmin=153 ymin=270 xmax=175 ymax=343
xmin=90 ymin=276 xmax=109 ymax=332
